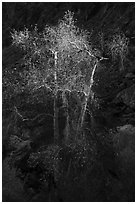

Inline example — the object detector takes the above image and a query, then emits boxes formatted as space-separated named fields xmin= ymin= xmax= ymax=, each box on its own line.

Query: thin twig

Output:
xmin=14 ymin=106 xmax=28 ymax=121
xmin=35 ymin=84 xmax=52 ymax=91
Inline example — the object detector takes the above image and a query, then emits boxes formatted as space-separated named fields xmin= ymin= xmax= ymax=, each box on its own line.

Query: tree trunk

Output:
xmin=53 ymin=52 xmax=59 ymax=144
xmin=64 ymin=96 xmax=70 ymax=144
xmin=120 ymin=53 xmax=124 ymax=71
xmin=77 ymin=62 xmax=98 ymax=136
xmin=62 ymin=91 xmax=70 ymax=144
xmin=53 ymin=95 xmax=59 ymax=144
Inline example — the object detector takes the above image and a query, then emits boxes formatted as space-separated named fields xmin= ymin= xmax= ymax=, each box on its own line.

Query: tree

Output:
xmin=107 ymin=32 xmax=129 ymax=71
xmin=11 ymin=10 xmax=110 ymax=144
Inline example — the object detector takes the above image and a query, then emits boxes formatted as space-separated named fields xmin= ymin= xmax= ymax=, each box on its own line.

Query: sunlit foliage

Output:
xmin=107 ymin=33 xmax=129 ymax=70
xmin=11 ymin=11 xmax=95 ymax=96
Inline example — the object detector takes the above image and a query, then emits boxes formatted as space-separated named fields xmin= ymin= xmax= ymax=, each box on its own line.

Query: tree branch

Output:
xmin=14 ymin=106 xmax=53 ymax=123
xmin=68 ymin=40 xmax=109 ymax=62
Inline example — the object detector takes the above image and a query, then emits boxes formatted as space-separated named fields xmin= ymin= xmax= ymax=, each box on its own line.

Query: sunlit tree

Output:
xmin=107 ymin=33 xmax=129 ymax=71
xmin=11 ymin=10 xmax=108 ymax=143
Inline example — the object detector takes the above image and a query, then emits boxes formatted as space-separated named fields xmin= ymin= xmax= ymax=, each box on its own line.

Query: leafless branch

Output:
xmin=14 ymin=106 xmax=29 ymax=121
xmin=14 ymin=106 xmax=53 ymax=123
